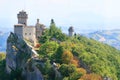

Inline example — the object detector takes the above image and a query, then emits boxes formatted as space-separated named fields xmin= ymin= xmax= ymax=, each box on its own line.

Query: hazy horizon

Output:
xmin=1 ymin=0 xmax=120 ymax=33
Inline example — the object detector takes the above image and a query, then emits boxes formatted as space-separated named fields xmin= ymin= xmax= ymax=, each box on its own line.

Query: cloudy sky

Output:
xmin=0 ymin=0 xmax=120 ymax=33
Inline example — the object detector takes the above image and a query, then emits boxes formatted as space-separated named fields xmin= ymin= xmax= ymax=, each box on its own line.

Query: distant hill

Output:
xmin=0 ymin=31 xmax=9 ymax=52
xmin=1 ymin=29 xmax=120 ymax=52
xmin=84 ymin=29 xmax=120 ymax=50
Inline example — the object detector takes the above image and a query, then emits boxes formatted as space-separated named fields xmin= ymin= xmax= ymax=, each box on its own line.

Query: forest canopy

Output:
xmin=38 ymin=19 xmax=120 ymax=80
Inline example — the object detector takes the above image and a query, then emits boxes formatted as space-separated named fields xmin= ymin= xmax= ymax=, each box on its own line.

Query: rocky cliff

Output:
xmin=6 ymin=32 xmax=43 ymax=80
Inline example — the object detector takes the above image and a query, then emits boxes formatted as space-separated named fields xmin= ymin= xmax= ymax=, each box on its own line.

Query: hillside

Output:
xmin=37 ymin=20 xmax=120 ymax=80
xmin=84 ymin=29 xmax=120 ymax=50
xmin=1 ymin=20 xmax=120 ymax=80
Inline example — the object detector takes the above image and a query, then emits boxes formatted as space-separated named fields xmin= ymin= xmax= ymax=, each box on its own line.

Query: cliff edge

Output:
xmin=6 ymin=32 xmax=43 ymax=80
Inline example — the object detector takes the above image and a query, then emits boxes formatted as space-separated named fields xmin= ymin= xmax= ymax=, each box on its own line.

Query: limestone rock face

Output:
xmin=6 ymin=32 xmax=43 ymax=80
xmin=25 ymin=62 xmax=44 ymax=80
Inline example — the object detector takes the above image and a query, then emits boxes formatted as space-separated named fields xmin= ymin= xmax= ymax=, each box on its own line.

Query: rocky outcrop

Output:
xmin=52 ymin=64 xmax=62 ymax=80
xmin=6 ymin=32 xmax=43 ymax=80
xmin=23 ymin=59 xmax=44 ymax=80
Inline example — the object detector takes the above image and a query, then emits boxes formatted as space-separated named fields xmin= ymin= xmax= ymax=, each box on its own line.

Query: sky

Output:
xmin=1 ymin=0 xmax=120 ymax=33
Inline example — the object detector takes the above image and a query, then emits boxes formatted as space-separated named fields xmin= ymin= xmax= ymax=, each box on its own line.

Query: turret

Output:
xmin=17 ymin=10 xmax=28 ymax=26
xmin=35 ymin=19 xmax=46 ymax=39
xmin=68 ymin=26 xmax=74 ymax=37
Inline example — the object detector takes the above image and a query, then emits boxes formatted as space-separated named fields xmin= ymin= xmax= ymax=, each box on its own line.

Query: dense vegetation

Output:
xmin=0 ymin=19 xmax=120 ymax=80
xmin=0 ymin=53 xmax=9 ymax=80
xmin=38 ymin=19 xmax=120 ymax=80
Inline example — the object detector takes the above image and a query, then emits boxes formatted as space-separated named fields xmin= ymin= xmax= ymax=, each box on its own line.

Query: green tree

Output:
xmin=52 ymin=46 xmax=64 ymax=63
xmin=39 ymin=41 xmax=59 ymax=58
xmin=62 ymin=50 xmax=73 ymax=64
xmin=39 ymin=29 xmax=50 ymax=43
xmin=59 ymin=64 xmax=76 ymax=77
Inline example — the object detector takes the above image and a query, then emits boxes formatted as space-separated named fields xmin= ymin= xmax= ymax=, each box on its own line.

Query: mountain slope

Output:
xmin=84 ymin=29 xmax=120 ymax=50
xmin=38 ymin=34 xmax=120 ymax=80
xmin=2 ymin=19 xmax=120 ymax=80
xmin=37 ymin=20 xmax=120 ymax=80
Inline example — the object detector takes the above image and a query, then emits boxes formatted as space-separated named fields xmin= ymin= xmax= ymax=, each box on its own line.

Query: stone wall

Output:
xmin=14 ymin=24 xmax=24 ymax=38
xmin=23 ymin=26 xmax=36 ymax=46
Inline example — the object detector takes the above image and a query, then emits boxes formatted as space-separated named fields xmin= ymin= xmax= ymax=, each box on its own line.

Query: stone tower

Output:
xmin=68 ymin=26 xmax=74 ymax=36
xmin=14 ymin=10 xmax=46 ymax=46
xmin=17 ymin=10 xmax=28 ymax=25
xmin=35 ymin=19 xmax=45 ymax=39
xmin=14 ymin=10 xmax=28 ymax=38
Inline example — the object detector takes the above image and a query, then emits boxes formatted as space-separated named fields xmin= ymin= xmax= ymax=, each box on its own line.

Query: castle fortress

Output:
xmin=14 ymin=10 xmax=45 ymax=46
xmin=14 ymin=10 xmax=75 ymax=46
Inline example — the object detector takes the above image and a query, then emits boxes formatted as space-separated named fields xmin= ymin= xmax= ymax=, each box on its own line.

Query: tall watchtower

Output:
xmin=17 ymin=10 xmax=28 ymax=26
xmin=68 ymin=26 xmax=74 ymax=37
